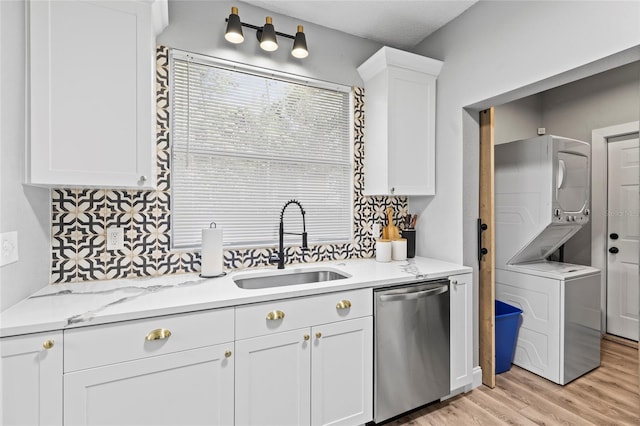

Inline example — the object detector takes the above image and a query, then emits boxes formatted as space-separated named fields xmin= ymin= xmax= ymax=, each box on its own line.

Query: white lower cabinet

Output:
xmin=62 ymin=308 xmax=235 ymax=426
xmin=449 ymin=273 xmax=473 ymax=392
xmin=64 ymin=344 xmax=234 ymax=426
xmin=1 ymin=331 xmax=63 ymax=426
xmin=2 ymin=286 xmax=432 ymax=425
xmin=235 ymin=329 xmax=311 ymax=426
xmin=235 ymin=289 xmax=373 ymax=426
xmin=311 ymin=317 xmax=373 ymax=426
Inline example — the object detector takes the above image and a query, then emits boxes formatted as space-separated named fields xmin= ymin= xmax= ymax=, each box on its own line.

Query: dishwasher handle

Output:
xmin=378 ymin=284 xmax=448 ymax=302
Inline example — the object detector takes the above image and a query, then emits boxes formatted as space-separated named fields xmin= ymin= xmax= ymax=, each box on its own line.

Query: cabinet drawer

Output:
xmin=64 ymin=308 xmax=234 ymax=372
xmin=236 ymin=289 xmax=372 ymax=340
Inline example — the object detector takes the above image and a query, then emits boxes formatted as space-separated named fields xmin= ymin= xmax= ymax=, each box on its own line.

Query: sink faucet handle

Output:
xmin=269 ymin=254 xmax=280 ymax=264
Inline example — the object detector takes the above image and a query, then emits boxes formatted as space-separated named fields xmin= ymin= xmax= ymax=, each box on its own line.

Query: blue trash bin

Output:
xmin=495 ymin=300 xmax=523 ymax=374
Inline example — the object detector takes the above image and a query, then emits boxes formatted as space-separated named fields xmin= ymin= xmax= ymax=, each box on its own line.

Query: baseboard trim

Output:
xmin=471 ymin=366 xmax=483 ymax=389
xmin=603 ymin=333 xmax=638 ymax=349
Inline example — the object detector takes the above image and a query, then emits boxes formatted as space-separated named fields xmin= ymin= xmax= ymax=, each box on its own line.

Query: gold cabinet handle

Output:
xmin=316 ymin=332 xmax=322 ymax=339
xmin=266 ymin=310 xmax=285 ymax=321
xmin=225 ymin=350 xmax=232 ymax=358
xmin=43 ymin=340 xmax=55 ymax=350
xmin=145 ymin=328 xmax=172 ymax=341
xmin=336 ymin=300 xmax=352 ymax=310
xmin=303 ymin=334 xmax=310 ymax=341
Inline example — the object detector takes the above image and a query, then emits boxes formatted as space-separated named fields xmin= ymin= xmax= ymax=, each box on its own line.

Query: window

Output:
xmin=170 ymin=51 xmax=353 ymax=249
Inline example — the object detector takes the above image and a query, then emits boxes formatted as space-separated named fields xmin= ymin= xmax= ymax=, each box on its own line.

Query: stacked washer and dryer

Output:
xmin=495 ymin=135 xmax=601 ymax=385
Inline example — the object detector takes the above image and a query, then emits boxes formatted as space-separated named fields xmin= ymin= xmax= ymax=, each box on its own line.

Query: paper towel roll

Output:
xmin=201 ymin=227 xmax=223 ymax=277
xmin=392 ymin=239 xmax=407 ymax=261
xmin=376 ymin=239 xmax=392 ymax=262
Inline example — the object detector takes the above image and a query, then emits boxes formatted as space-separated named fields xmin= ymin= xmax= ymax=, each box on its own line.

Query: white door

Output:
xmin=1 ymin=332 xmax=63 ymax=426
xmin=64 ymin=344 xmax=234 ymax=426
xmin=311 ymin=317 xmax=373 ymax=426
xmin=607 ymin=137 xmax=639 ymax=341
xmin=235 ymin=329 xmax=311 ymax=426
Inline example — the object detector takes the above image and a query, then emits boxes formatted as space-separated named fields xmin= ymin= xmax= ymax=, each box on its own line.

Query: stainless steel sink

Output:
xmin=233 ymin=268 xmax=350 ymax=290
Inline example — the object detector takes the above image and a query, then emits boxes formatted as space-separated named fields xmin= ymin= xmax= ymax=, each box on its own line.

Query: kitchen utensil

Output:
xmin=383 ymin=207 xmax=401 ymax=240
xmin=410 ymin=214 xmax=418 ymax=229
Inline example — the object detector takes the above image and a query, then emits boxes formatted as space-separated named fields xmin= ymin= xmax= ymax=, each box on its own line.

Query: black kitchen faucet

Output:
xmin=270 ymin=199 xmax=308 ymax=269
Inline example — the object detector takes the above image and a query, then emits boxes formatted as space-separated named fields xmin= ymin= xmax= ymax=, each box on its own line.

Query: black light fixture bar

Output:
xmin=225 ymin=18 xmax=296 ymax=40
xmin=224 ymin=7 xmax=308 ymax=58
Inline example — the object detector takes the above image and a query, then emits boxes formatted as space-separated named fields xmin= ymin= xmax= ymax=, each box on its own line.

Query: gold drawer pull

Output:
xmin=266 ymin=310 xmax=285 ymax=321
xmin=316 ymin=332 xmax=322 ymax=339
xmin=303 ymin=334 xmax=310 ymax=341
xmin=225 ymin=350 xmax=232 ymax=358
xmin=43 ymin=340 xmax=55 ymax=350
xmin=336 ymin=300 xmax=352 ymax=310
xmin=145 ymin=328 xmax=172 ymax=341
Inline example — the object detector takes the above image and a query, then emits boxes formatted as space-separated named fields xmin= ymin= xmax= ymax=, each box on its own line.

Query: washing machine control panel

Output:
xmin=552 ymin=207 xmax=589 ymax=224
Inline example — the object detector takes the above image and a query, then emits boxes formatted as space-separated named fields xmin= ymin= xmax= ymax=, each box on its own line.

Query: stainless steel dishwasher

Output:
xmin=373 ymin=279 xmax=450 ymax=423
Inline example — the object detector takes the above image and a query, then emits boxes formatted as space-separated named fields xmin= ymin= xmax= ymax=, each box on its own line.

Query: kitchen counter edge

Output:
xmin=0 ymin=257 xmax=472 ymax=338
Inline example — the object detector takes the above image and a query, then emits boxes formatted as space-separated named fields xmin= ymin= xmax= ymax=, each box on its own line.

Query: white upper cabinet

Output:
xmin=358 ymin=47 xmax=442 ymax=196
xmin=27 ymin=0 xmax=168 ymax=188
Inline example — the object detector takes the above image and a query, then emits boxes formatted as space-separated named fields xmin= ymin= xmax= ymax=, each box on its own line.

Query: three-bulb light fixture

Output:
xmin=224 ymin=7 xmax=309 ymax=59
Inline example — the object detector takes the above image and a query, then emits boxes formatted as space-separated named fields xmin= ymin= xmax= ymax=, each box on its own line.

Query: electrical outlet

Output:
xmin=0 ymin=231 xmax=19 ymax=267
xmin=372 ymin=223 xmax=382 ymax=239
xmin=106 ymin=227 xmax=124 ymax=250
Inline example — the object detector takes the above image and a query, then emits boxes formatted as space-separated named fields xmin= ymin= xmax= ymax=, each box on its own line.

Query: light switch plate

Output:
xmin=0 ymin=231 xmax=19 ymax=267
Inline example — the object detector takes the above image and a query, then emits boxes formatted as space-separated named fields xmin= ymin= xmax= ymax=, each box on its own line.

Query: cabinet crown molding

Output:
xmin=357 ymin=46 xmax=443 ymax=81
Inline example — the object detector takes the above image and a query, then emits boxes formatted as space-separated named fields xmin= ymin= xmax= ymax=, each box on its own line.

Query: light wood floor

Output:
xmin=389 ymin=339 xmax=639 ymax=425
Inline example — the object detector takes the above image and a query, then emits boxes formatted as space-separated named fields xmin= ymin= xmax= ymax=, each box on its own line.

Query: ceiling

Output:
xmin=241 ymin=1 xmax=478 ymax=50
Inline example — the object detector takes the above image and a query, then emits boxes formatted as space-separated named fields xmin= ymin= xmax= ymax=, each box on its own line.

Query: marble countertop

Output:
xmin=0 ymin=257 xmax=471 ymax=338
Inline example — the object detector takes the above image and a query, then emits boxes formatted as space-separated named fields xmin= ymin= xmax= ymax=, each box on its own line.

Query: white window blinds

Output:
xmin=170 ymin=52 xmax=353 ymax=249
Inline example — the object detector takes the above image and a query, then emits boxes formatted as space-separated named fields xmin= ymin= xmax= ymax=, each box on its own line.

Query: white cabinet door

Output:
xmin=235 ymin=329 xmax=311 ymax=426
xmin=386 ymin=67 xmax=437 ymax=196
xmin=63 ymin=344 xmax=234 ymax=426
xmin=450 ymin=273 xmax=473 ymax=391
xmin=1 ymin=331 xmax=63 ymax=426
xmin=311 ymin=317 xmax=373 ymax=426
xmin=28 ymin=0 xmax=157 ymax=188
xmin=358 ymin=47 xmax=442 ymax=196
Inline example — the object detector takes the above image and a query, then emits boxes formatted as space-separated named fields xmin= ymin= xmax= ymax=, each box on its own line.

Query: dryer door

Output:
xmin=556 ymin=152 xmax=589 ymax=214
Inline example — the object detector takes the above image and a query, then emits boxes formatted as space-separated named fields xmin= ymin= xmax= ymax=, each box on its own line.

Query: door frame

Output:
xmin=591 ymin=121 xmax=640 ymax=335
xmin=478 ymin=108 xmax=495 ymax=388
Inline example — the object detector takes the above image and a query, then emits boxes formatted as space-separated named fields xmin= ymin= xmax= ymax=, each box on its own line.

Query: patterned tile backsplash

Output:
xmin=49 ymin=46 xmax=407 ymax=284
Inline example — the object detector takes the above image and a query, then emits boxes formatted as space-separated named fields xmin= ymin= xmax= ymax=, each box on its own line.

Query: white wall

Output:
xmin=491 ymin=61 xmax=640 ymax=266
xmin=542 ymin=61 xmax=640 ymax=144
xmin=494 ymin=95 xmax=542 ymax=145
xmin=543 ymin=61 xmax=640 ymax=266
xmin=0 ymin=0 xmax=51 ymax=311
xmin=158 ymin=0 xmax=382 ymax=86
xmin=412 ymin=0 xmax=640 ymax=367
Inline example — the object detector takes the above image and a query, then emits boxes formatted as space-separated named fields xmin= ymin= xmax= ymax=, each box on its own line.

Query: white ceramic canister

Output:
xmin=392 ymin=238 xmax=407 ymax=261
xmin=376 ymin=239 xmax=392 ymax=262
